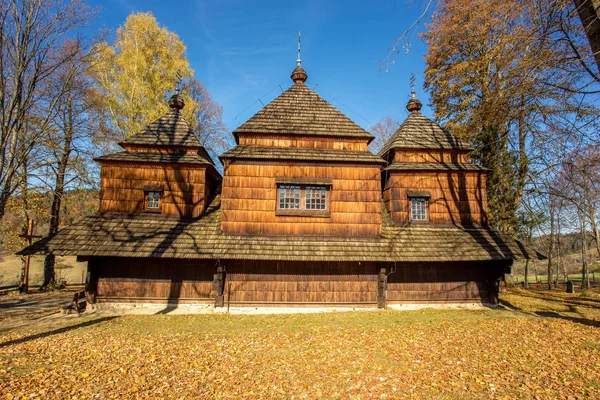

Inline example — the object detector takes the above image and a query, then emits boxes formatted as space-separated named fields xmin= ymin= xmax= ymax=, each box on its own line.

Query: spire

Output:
xmin=291 ymin=31 xmax=308 ymax=84
xmin=168 ymin=72 xmax=185 ymax=110
xmin=406 ymin=73 xmax=422 ymax=112
xmin=297 ymin=31 xmax=302 ymax=67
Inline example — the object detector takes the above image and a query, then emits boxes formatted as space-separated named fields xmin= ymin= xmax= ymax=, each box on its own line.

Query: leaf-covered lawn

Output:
xmin=1 ymin=289 xmax=599 ymax=399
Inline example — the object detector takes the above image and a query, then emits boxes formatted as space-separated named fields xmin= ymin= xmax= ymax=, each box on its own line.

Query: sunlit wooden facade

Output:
xmin=21 ymin=65 xmax=541 ymax=308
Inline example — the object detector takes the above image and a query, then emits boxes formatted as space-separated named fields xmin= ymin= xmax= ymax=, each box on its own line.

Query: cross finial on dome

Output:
xmin=175 ymin=72 xmax=182 ymax=95
xmin=297 ymin=31 xmax=301 ymax=67
xmin=291 ymin=32 xmax=308 ymax=84
xmin=169 ymin=72 xmax=185 ymax=110
xmin=406 ymin=73 xmax=422 ymax=112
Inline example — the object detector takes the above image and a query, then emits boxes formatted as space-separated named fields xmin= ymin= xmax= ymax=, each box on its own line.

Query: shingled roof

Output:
xmin=232 ymin=67 xmax=374 ymax=143
xmin=19 ymin=196 xmax=543 ymax=262
xmin=220 ymin=145 xmax=386 ymax=165
xmin=379 ymin=112 xmax=473 ymax=157
xmin=119 ymin=94 xmax=202 ymax=149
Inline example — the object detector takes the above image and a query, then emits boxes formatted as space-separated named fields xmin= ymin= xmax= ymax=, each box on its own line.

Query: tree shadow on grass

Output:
xmin=498 ymin=297 xmax=600 ymax=328
xmin=516 ymin=290 xmax=600 ymax=307
xmin=533 ymin=311 xmax=600 ymax=328
xmin=0 ymin=316 xmax=118 ymax=349
xmin=497 ymin=298 xmax=522 ymax=311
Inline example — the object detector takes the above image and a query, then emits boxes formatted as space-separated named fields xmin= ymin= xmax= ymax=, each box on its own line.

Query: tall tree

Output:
xmin=185 ymin=78 xmax=232 ymax=160
xmin=90 ymin=12 xmax=195 ymax=140
xmin=0 ymin=0 xmax=96 ymax=223
xmin=422 ymin=0 xmax=599 ymax=232
xmin=38 ymin=38 xmax=103 ymax=288
xmin=573 ymin=0 xmax=600 ymax=72
xmin=369 ymin=117 xmax=400 ymax=154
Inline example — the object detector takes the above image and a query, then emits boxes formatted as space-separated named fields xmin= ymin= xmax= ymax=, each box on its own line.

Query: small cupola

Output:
xmin=168 ymin=93 xmax=185 ymax=110
xmin=406 ymin=88 xmax=422 ymax=113
xmin=291 ymin=66 xmax=308 ymax=84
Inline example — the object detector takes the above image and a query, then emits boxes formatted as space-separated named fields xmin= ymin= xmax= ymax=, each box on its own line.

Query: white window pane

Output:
xmin=279 ymin=185 xmax=301 ymax=209
xmin=411 ymin=197 xmax=427 ymax=220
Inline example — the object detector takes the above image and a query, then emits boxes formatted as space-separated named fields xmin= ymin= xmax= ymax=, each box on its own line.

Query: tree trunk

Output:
xmin=557 ymin=209 xmax=563 ymax=286
xmin=580 ymin=212 xmax=590 ymax=290
xmin=573 ymin=0 xmax=600 ymax=73
xmin=547 ymin=200 xmax=555 ymax=290
xmin=516 ymin=96 xmax=528 ymax=207
xmin=524 ymin=259 xmax=530 ymax=288
xmin=0 ymin=186 xmax=10 ymax=222
xmin=42 ymin=98 xmax=75 ymax=288
xmin=588 ymin=203 xmax=600 ymax=258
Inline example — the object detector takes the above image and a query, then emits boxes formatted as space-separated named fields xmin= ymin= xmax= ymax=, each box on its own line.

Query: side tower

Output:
xmin=95 ymin=94 xmax=221 ymax=218
xmin=379 ymin=92 xmax=488 ymax=226
xmin=220 ymin=65 xmax=386 ymax=236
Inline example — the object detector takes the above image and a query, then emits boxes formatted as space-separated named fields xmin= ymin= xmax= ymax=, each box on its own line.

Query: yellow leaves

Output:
xmin=90 ymin=12 xmax=198 ymax=139
xmin=1 ymin=290 xmax=600 ymax=398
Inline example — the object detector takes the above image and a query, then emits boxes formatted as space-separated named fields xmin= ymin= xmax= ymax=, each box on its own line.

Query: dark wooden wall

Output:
xmin=85 ymin=258 xmax=506 ymax=305
xmin=221 ymin=163 xmax=382 ymax=236
xmin=89 ymin=258 xmax=214 ymax=303
xmin=386 ymin=262 xmax=505 ymax=303
xmin=383 ymin=171 xmax=488 ymax=225
xmin=224 ymin=260 xmax=379 ymax=305
xmin=99 ymin=164 xmax=207 ymax=217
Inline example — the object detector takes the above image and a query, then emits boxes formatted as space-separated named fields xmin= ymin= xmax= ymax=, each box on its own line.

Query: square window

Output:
xmin=146 ymin=191 xmax=161 ymax=209
xmin=279 ymin=185 xmax=301 ymax=209
xmin=411 ymin=197 xmax=428 ymax=221
xmin=306 ymin=186 xmax=327 ymax=210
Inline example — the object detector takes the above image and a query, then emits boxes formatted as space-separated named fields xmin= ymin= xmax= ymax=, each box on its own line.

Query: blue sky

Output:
xmin=88 ymin=0 xmax=434 ymax=132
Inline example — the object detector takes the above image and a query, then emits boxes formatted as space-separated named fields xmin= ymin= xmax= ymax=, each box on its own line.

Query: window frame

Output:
xmin=407 ymin=192 xmax=430 ymax=223
xmin=275 ymin=180 xmax=331 ymax=217
xmin=143 ymin=186 xmax=163 ymax=213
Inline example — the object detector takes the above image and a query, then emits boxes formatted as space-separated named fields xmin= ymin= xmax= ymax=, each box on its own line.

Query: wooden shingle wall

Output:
xmin=225 ymin=260 xmax=378 ymax=304
xmin=384 ymin=171 xmax=488 ymax=225
xmin=99 ymin=164 xmax=207 ymax=217
xmin=393 ymin=149 xmax=469 ymax=163
xmin=238 ymin=134 xmax=369 ymax=151
xmin=221 ymin=163 xmax=382 ymax=236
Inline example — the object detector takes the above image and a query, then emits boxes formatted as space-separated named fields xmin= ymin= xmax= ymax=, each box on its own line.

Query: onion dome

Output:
xmin=291 ymin=66 xmax=308 ymax=84
xmin=168 ymin=93 xmax=185 ymax=110
xmin=406 ymin=95 xmax=422 ymax=113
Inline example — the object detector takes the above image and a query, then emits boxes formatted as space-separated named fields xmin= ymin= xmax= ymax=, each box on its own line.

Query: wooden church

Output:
xmin=20 ymin=61 xmax=541 ymax=307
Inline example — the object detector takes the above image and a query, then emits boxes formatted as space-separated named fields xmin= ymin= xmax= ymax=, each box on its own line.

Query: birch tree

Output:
xmin=90 ymin=12 xmax=195 ymax=140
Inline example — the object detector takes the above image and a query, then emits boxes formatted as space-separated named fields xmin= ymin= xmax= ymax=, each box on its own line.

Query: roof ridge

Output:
xmin=232 ymin=83 xmax=374 ymax=142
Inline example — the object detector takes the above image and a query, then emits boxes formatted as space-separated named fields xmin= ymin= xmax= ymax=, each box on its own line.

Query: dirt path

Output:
xmin=0 ymin=291 xmax=74 ymax=331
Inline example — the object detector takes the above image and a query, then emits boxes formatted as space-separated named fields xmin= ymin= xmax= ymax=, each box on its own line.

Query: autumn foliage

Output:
xmin=0 ymin=289 xmax=599 ymax=398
